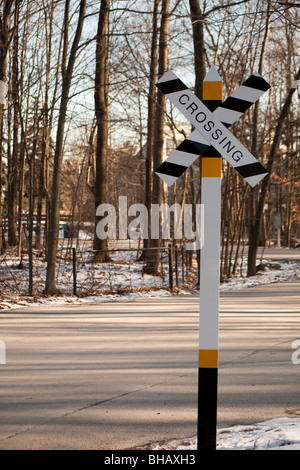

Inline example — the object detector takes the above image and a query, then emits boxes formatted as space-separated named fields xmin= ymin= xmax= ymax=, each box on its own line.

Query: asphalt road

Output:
xmin=0 ymin=278 xmax=299 ymax=450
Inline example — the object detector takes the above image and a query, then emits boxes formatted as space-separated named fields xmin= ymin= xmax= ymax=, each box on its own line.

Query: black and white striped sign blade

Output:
xmin=213 ymin=72 xmax=271 ymax=128
xmin=155 ymin=129 xmax=209 ymax=186
xmin=155 ymin=73 xmax=271 ymax=187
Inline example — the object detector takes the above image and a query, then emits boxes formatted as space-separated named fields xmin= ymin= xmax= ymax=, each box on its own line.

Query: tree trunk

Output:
xmin=45 ymin=0 xmax=87 ymax=294
xmin=36 ymin=1 xmax=55 ymax=251
xmin=17 ymin=137 xmax=25 ymax=259
xmin=0 ymin=1 xmax=15 ymax=253
xmin=144 ymin=0 xmax=170 ymax=275
xmin=188 ymin=0 xmax=207 ymax=282
xmin=7 ymin=0 xmax=19 ymax=246
xmin=189 ymin=0 xmax=206 ymax=99
xmin=27 ymin=112 xmax=40 ymax=296
xmin=93 ymin=0 xmax=110 ymax=262
xmin=140 ymin=0 xmax=160 ymax=261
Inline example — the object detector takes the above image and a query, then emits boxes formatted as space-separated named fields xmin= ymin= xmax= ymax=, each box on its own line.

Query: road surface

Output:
xmin=0 ymin=278 xmax=299 ymax=450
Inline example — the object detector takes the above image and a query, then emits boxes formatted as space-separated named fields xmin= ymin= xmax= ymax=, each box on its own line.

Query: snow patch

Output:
xmin=0 ymin=252 xmax=298 ymax=310
xmin=152 ymin=418 xmax=300 ymax=450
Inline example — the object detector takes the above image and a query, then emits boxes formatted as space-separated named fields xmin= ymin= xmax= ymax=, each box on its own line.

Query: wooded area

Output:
xmin=0 ymin=0 xmax=299 ymax=297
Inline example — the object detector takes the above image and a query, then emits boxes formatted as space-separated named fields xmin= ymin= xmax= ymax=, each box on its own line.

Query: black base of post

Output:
xmin=197 ymin=367 xmax=218 ymax=451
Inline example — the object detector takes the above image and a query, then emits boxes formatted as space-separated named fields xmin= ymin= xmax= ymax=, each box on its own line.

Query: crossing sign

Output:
xmin=155 ymin=69 xmax=271 ymax=187
xmin=154 ymin=66 xmax=271 ymax=451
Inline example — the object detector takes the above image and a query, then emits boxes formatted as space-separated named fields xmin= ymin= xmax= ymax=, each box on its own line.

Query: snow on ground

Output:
xmin=0 ymin=245 xmax=173 ymax=309
xmin=219 ymin=259 xmax=299 ymax=291
xmin=152 ymin=418 xmax=300 ymax=451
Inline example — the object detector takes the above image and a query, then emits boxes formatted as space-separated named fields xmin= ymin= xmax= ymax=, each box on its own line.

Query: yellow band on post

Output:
xmin=199 ymin=349 xmax=219 ymax=368
xmin=202 ymin=157 xmax=222 ymax=177
xmin=203 ymin=81 xmax=223 ymax=101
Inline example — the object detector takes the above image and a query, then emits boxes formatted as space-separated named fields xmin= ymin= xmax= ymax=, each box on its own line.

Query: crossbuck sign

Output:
xmin=155 ymin=69 xmax=270 ymax=187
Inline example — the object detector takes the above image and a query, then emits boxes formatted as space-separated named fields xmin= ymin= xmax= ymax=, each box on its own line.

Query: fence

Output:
xmin=0 ymin=240 xmax=199 ymax=299
xmin=55 ymin=243 xmax=199 ymax=297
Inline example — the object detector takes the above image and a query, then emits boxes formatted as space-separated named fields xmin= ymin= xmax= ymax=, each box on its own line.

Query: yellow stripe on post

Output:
xmin=203 ymin=81 xmax=223 ymax=101
xmin=198 ymin=349 xmax=219 ymax=368
xmin=202 ymin=157 xmax=222 ymax=177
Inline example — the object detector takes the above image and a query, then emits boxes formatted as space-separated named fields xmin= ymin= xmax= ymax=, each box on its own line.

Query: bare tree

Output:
xmin=0 ymin=0 xmax=15 ymax=253
xmin=143 ymin=0 xmax=170 ymax=275
xmin=93 ymin=0 xmax=110 ymax=262
xmin=7 ymin=0 xmax=19 ymax=246
xmin=247 ymin=66 xmax=300 ymax=275
xmin=36 ymin=0 xmax=57 ymax=251
xmin=247 ymin=0 xmax=272 ymax=275
xmin=45 ymin=0 xmax=87 ymax=294
xmin=140 ymin=0 xmax=160 ymax=261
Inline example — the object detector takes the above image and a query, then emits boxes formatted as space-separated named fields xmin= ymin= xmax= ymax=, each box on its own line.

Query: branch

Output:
xmin=204 ymin=0 xmax=253 ymax=17
xmin=254 ymin=67 xmax=300 ymax=229
xmin=278 ymin=1 xmax=300 ymax=6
